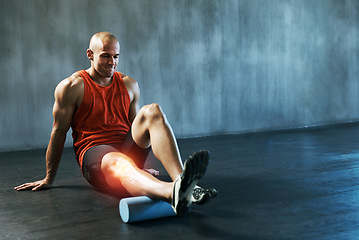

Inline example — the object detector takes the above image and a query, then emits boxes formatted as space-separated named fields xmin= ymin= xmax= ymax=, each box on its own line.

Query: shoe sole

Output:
xmin=175 ymin=150 xmax=209 ymax=216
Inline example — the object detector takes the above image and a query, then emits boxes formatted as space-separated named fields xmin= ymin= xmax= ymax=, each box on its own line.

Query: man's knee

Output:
xmin=101 ymin=153 xmax=136 ymax=187
xmin=142 ymin=103 xmax=166 ymax=123
xmin=102 ymin=152 xmax=135 ymax=171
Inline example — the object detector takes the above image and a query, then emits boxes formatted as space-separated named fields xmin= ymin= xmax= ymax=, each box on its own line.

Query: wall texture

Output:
xmin=1 ymin=0 xmax=358 ymax=151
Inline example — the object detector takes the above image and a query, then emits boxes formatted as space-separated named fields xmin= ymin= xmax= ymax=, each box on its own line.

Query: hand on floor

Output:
xmin=14 ymin=178 xmax=52 ymax=192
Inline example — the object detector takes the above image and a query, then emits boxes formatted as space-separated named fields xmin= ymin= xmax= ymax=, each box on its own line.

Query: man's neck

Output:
xmin=86 ymin=68 xmax=112 ymax=87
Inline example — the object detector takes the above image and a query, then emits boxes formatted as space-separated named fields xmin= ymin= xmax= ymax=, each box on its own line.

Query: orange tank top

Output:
xmin=71 ymin=70 xmax=131 ymax=167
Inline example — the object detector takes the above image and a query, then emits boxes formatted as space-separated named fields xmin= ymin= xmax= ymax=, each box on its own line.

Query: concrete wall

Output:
xmin=1 ymin=0 xmax=358 ymax=151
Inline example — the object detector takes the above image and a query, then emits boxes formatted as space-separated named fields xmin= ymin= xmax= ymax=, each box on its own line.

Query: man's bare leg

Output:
xmin=101 ymin=103 xmax=214 ymax=215
xmin=101 ymin=152 xmax=174 ymax=203
xmin=131 ymin=103 xmax=184 ymax=181
xmin=130 ymin=104 xmax=212 ymax=213
xmin=100 ymin=150 xmax=209 ymax=216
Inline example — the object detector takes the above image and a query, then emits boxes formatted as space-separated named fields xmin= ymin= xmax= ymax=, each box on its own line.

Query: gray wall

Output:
xmin=1 ymin=0 xmax=358 ymax=152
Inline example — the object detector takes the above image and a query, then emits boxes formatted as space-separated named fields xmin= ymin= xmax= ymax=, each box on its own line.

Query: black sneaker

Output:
xmin=172 ymin=150 xmax=210 ymax=216
xmin=192 ymin=186 xmax=218 ymax=205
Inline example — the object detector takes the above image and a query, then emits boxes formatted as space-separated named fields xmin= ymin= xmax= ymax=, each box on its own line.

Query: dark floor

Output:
xmin=2 ymin=123 xmax=359 ymax=239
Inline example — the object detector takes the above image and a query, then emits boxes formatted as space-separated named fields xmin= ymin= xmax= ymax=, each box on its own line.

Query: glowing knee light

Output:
xmin=112 ymin=160 xmax=134 ymax=177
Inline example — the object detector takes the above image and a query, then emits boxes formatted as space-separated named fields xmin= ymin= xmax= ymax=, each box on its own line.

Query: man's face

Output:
xmin=91 ymin=39 xmax=120 ymax=78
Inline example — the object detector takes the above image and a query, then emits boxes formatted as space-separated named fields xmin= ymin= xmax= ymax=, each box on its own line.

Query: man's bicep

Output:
xmin=128 ymin=101 xmax=139 ymax=123
xmin=52 ymin=101 xmax=73 ymax=132
xmin=52 ymin=81 xmax=77 ymax=132
xmin=127 ymin=78 xmax=141 ymax=123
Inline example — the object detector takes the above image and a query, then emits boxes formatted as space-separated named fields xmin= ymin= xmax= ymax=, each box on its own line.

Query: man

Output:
xmin=14 ymin=32 xmax=216 ymax=216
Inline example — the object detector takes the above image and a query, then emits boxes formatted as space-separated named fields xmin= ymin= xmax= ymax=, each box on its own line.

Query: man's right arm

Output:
xmin=14 ymin=76 xmax=81 ymax=191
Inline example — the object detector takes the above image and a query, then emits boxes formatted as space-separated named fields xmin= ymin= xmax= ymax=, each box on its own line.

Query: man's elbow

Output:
xmin=51 ymin=126 xmax=69 ymax=138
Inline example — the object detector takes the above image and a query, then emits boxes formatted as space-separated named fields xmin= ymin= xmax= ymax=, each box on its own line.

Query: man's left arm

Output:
xmin=122 ymin=74 xmax=140 ymax=123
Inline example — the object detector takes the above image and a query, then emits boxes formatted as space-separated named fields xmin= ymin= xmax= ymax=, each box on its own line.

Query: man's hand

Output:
xmin=143 ymin=168 xmax=160 ymax=176
xmin=14 ymin=178 xmax=52 ymax=192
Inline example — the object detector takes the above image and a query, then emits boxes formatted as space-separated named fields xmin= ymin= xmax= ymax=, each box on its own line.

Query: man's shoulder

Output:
xmin=117 ymin=71 xmax=127 ymax=79
xmin=55 ymin=71 xmax=84 ymax=95
xmin=117 ymin=72 xmax=139 ymax=100
xmin=67 ymin=71 xmax=85 ymax=85
xmin=118 ymin=72 xmax=137 ymax=86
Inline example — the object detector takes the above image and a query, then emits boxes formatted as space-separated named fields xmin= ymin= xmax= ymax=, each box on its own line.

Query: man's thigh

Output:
xmin=117 ymin=129 xmax=151 ymax=170
xmin=82 ymin=130 xmax=151 ymax=188
xmin=131 ymin=103 xmax=165 ymax=149
xmin=82 ymin=144 xmax=119 ymax=189
xmin=131 ymin=106 xmax=151 ymax=149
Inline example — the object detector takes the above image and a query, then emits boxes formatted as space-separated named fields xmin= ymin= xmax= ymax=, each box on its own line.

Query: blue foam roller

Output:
xmin=119 ymin=196 xmax=176 ymax=223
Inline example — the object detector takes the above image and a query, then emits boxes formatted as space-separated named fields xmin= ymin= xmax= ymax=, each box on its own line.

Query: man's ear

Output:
xmin=87 ymin=49 xmax=94 ymax=61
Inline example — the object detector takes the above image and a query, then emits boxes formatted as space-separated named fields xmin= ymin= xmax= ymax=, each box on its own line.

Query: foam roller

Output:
xmin=119 ymin=196 xmax=176 ymax=223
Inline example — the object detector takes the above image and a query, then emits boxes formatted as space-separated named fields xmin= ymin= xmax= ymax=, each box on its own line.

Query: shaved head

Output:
xmin=86 ymin=31 xmax=120 ymax=79
xmin=89 ymin=31 xmax=119 ymax=53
